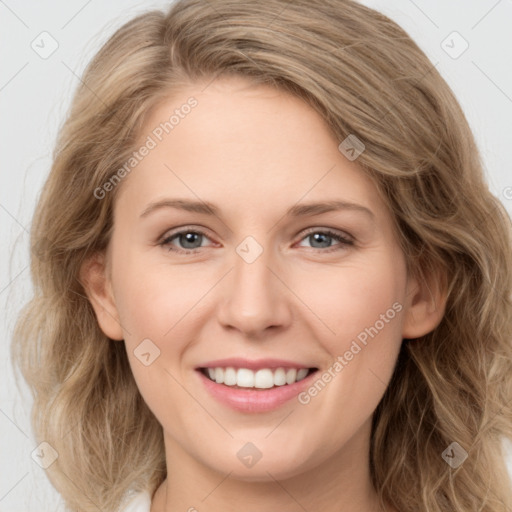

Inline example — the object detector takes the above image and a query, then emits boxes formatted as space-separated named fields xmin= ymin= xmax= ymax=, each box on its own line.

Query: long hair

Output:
xmin=11 ymin=1 xmax=512 ymax=510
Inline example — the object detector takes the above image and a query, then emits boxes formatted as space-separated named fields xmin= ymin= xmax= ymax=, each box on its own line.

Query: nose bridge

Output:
xmin=217 ymin=235 xmax=291 ymax=334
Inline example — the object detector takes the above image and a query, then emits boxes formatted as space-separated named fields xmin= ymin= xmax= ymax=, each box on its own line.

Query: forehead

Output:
xmin=117 ymin=75 xmax=387 ymax=222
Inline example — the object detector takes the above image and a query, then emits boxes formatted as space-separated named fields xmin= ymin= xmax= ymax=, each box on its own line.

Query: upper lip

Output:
xmin=196 ymin=358 xmax=316 ymax=371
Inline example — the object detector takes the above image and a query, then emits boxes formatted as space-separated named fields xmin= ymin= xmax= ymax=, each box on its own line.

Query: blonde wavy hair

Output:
xmin=11 ymin=0 xmax=512 ymax=510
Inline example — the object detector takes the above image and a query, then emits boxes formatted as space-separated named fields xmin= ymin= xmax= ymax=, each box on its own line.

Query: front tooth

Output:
xmin=296 ymin=368 xmax=309 ymax=381
xmin=254 ymin=369 xmax=274 ymax=389
xmin=214 ymin=367 xmax=224 ymax=384
xmin=237 ymin=368 xmax=255 ymax=387
xmin=285 ymin=368 xmax=297 ymax=385
xmin=273 ymin=367 xmax=287 ymax=386
xmin=224 ymin=367 xmax=237 ymax=386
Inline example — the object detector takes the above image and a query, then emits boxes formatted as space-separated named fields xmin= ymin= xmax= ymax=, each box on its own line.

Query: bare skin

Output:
xmin=83 ymin=75 xmax=446 ymax=512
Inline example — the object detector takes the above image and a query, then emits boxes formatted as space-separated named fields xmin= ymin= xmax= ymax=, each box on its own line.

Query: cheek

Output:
xmin=299 ymin=252 xmax=406 ymax=424
xmin=111 ymin=249 xmax=201 ymax=341
xmin=112 ymin=244 xmax=405 ymax=358
xmin=110 ymin=259 xmax=201 ymax=424
xmin=300 ymin=254 xmax=405 ymax=355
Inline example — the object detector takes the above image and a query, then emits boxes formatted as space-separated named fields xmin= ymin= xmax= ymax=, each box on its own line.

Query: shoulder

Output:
xmin=119 ymin=490 xmax=152 ymax=512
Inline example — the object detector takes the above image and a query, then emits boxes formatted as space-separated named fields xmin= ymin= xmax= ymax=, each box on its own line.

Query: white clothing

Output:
xmin=119 ymin=490 xmax=152 ymax=512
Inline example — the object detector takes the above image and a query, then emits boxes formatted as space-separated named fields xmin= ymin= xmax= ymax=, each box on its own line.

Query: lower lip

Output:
xmin=196 ymin=369 xmax=317 ymax=413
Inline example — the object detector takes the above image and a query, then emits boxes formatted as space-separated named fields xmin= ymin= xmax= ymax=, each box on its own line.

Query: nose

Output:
xmin=216 ymin=243 xmax=293 ymax=338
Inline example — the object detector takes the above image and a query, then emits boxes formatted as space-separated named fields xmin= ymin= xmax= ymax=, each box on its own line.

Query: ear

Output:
xmin=79 ymin=252 xmax=124 ymax=341
xmin=401 ymin=265 xmax=448 ymax=340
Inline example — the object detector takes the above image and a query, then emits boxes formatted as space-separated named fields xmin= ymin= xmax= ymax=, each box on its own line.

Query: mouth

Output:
xmin=198 ymin=366 xmax=318 ymax=389
xmin=195 ymin=364 xmax=319 ymax=413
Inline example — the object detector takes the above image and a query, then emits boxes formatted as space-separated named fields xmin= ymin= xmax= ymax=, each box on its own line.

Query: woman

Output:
xmin=12 ymin=0 xmax=512 ymax=511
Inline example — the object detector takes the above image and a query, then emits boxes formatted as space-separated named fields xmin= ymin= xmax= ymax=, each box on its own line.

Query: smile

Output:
xmin=196 ymin=361 xmax=319 ymax=413
xmin=200 ymin=366 xmax=315 ymax=389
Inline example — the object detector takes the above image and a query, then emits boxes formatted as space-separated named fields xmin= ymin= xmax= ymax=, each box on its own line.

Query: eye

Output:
xmin=158 ymin=227 xmax=354 ymax=255
xmin=296 ymin=228 xmax=353 ymax=252
xmin=159 ymin=227 xmax=214 ymax=254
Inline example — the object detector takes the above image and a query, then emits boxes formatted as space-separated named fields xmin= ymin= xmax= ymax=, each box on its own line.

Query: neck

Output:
xmin=151 ymin=418 xmax=394 ymax=512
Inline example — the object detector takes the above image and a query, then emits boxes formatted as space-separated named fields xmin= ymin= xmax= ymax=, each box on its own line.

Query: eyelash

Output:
xmin=158 ymin=226 xmax=354 ymax=255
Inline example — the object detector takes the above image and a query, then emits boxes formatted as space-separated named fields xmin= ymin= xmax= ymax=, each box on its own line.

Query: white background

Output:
xmin=1 ymin=0 xmax=511 ymax=510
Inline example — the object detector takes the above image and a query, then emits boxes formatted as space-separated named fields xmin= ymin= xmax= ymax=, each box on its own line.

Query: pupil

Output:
xmin=181 ymin=232 xmax=201 ymax=249
xmin=311 ymin=233 xmax=330 ymax=248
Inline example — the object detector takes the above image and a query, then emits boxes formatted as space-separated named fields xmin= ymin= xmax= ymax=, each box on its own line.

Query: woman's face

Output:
xmin=89 ymin=75 xmax=438 ymax=482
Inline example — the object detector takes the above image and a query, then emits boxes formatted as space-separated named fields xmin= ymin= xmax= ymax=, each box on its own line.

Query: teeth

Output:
xmin=273 ymin=367 xmax=287 ymax=386
xmin=254 ymin=369 xmax=274 ymax=389
xmin=224 ymin=367 xmax=237 ymax=386
xmin=237 ymin=368 xmax=255 ymax=387
xmin=203 ymin=366 xmax=312 ymax=388
xmin=296 ymin=368 xmax=309 ymax=381
xmin=285 ymin=368 xmax=297 ymax=384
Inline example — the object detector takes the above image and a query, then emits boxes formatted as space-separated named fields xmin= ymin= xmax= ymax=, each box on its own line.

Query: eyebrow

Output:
xmin=140 ymin=198 xmax=375 ymax=220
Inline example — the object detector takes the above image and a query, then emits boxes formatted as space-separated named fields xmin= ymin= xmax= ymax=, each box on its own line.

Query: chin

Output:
xmin=206 ymin=453 xmax=313 ymax=482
